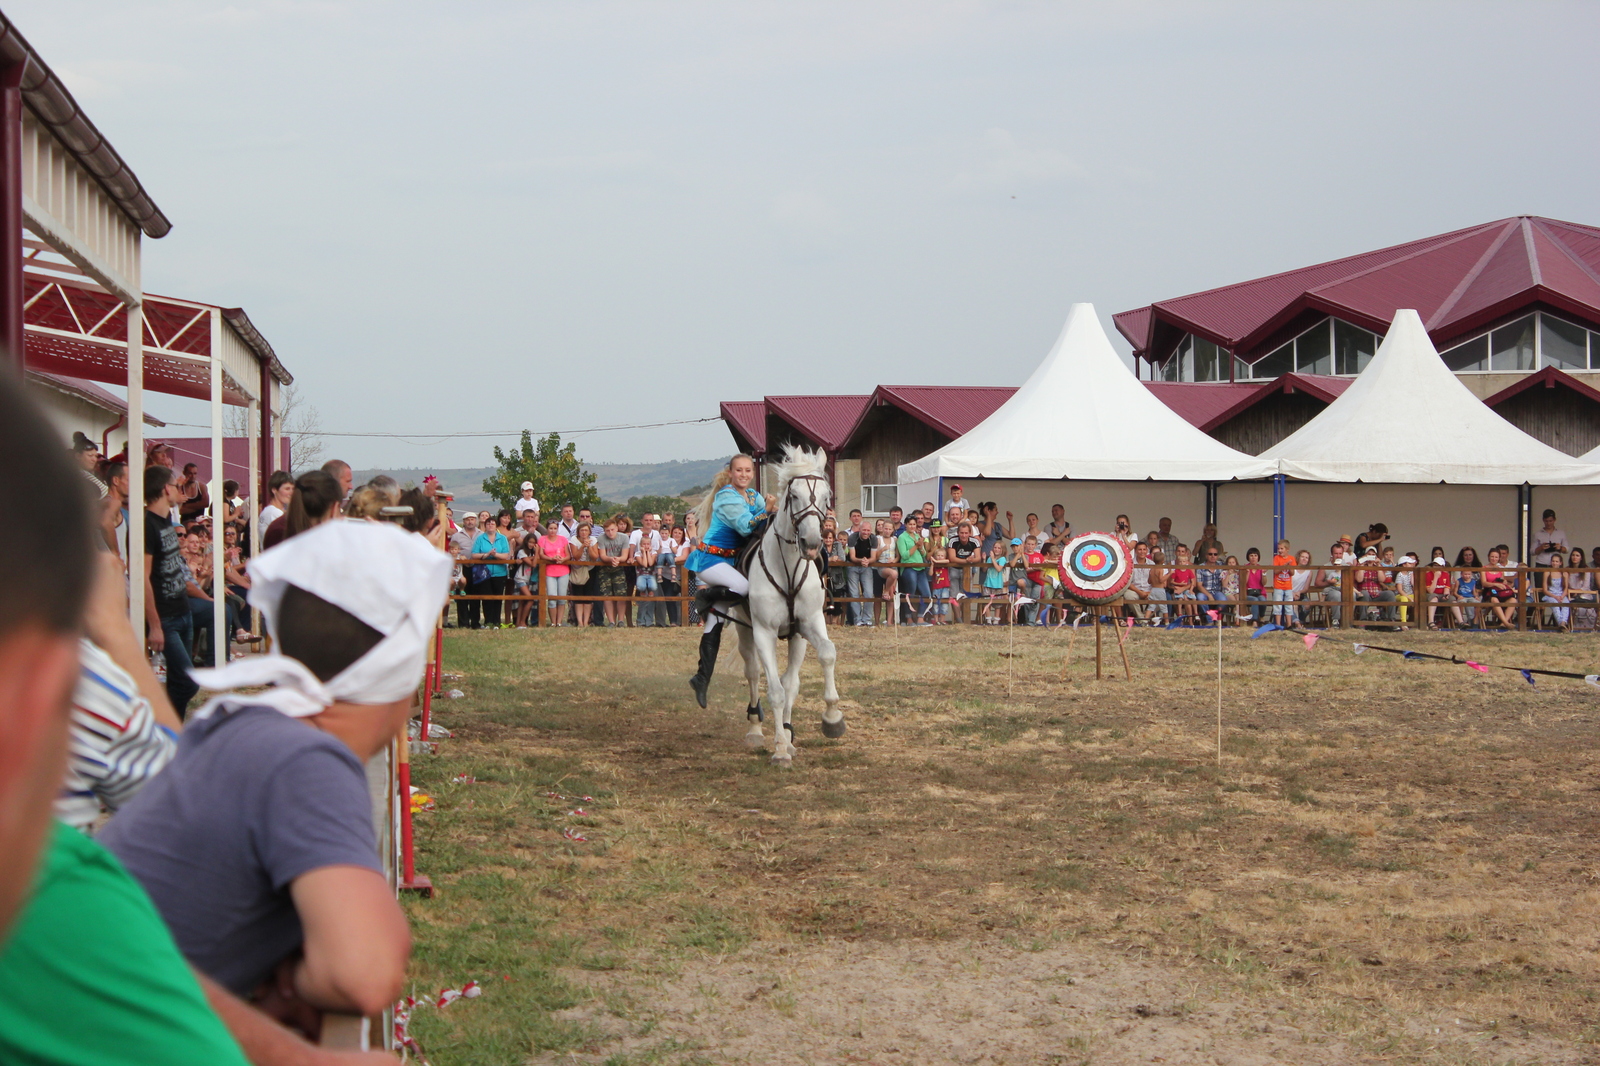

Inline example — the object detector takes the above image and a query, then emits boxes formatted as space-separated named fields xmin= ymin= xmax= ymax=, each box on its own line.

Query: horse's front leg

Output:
xmin=750 ymin=625 xmax=790 ymax=766
xmin=776 ymin=634 xmax=806 ymax=761
xmin=796 ymin=614 xmax=843 ymax=737
xmin=737 ymin=621 xmax=765 ymax=750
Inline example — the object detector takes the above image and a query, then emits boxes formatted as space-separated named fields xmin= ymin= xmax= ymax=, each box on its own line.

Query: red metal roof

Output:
xmin=1483 ymin=365 xmax=1600 ymax=408
xmin=1142 ymin=381 xmax=1259 ymax=429
xmin=719 ymin=401 xmax=767 ymax=455
xmin=870 ymin=385 xmax=1018 ymax=438
xmin=765 ymin=394 xmax=872 ymax=452
xmin=1188 ymin=373 xmax=1353 ymax=432
xmin=1115 ymin=217 xmax=1600 ymax=362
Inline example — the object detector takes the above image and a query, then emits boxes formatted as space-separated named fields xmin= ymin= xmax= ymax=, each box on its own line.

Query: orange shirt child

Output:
xmin=1272 ymin=553 xmax=1295 ymax=590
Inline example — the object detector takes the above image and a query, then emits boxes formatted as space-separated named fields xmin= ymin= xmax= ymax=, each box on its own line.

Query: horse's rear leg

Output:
xmin=797 ymin=616 xmax=844 ymax=737
xmin=737 ymin=624 xmax=765 ymax=750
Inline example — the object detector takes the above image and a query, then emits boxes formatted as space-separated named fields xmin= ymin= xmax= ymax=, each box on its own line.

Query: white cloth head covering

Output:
xmin=191 ymin=520 xmax=452 ymax=721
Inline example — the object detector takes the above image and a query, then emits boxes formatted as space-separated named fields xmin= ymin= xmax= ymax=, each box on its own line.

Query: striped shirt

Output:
xmin=56 ymin=639 xmax=176 ymax=832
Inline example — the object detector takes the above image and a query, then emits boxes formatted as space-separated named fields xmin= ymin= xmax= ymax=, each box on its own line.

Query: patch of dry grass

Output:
xmin=406 ymin=624 xmax=1600 ymax=1064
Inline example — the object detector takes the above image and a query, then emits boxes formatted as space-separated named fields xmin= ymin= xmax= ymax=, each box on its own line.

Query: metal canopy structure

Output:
xmin=3 ymin=9 xmax=290 ymax=664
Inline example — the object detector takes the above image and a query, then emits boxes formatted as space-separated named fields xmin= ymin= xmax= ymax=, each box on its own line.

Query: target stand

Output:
xmin=1056 ymin=532 xmax=1135 ymax=681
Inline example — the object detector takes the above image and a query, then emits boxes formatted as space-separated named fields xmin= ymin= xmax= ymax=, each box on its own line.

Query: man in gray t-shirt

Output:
xmin=100 ymin=706 xmax=379 ymax=997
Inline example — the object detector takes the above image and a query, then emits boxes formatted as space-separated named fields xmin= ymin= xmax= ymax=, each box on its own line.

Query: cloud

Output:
xmin=771 ymin=188 xmax=843 ymax=245
xmin=950 ymin=127 xmax=1084 ymax=192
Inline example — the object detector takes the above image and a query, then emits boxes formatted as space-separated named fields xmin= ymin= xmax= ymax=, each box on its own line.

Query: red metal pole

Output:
xmin=0 ymin=61 xmax=24 ymax=373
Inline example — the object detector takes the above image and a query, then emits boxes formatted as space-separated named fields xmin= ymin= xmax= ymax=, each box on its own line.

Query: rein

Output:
xmin=755 ymin=473 xmax=827 ymax=631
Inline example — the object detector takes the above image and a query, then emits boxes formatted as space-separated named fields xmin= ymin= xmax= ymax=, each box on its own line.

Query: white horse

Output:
xmin=727 ymin=445 xmax=843 ymax=765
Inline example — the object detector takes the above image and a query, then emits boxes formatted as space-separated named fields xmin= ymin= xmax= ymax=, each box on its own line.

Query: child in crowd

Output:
xmin=1040 ymin=542 xmax=1063 ymax=626
xmin=928 ymin=540 xmax=952 ymax=625
xmin=876 ymin=518 xmax=899 ymax=626
xmin=1168 ymin=545 xmax=1197 ymax=623
xmin=1271 ymin=539 xmax=1295 ymax=625
xmin=1022 ymin=535 xmax=1046 ymax=625
xmin=981 ymin=540 xmax=1007 ymax=624
xmin=1395 ymin=552 xmax=1417 ymax=629
xmin=1243 ymin=548 xmax=1266 ymax=624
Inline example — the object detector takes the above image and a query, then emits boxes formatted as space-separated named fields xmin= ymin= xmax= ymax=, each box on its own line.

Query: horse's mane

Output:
xmin=772 ymin=444 xmax=827 ymax=499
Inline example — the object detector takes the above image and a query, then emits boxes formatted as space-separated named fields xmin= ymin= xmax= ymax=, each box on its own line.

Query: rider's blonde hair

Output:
xmin=694 ymin=453 xmax=756 ymax=533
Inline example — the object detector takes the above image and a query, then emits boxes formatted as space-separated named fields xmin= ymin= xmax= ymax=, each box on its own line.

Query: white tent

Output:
xmin=898 ymin=304 xmax=1276 ymax=485
xmin=1260 ymin=309 xmax=1600 ymax=485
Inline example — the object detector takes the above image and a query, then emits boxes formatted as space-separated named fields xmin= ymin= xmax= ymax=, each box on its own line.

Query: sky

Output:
xmin=17 ymin=0 xmax=1600 ymax=469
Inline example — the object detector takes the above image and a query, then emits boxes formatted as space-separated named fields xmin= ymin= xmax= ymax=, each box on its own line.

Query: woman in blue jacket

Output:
xmin=685 ymin=454 xmax=771 ymax=707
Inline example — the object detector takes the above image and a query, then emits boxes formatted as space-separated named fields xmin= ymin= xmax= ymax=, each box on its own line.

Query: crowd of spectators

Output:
xmin=4 ymin=372 xmax=431 ymax=1063
xmin=446 ymin=485 xmax=695 ymax=630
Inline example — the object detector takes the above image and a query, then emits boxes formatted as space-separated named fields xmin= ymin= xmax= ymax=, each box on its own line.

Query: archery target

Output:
xmin=1059 ymin=532 xmax=1133 ymax=605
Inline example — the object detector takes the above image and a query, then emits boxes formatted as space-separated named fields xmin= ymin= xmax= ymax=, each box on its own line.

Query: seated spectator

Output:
xmin=1168 ymin=545 xmax=1198 ymax=621
xmin=1423 ymin=548 xmax=1453 ymax=629
xmin=1018 ymin=535 xmax=1046 ymax=625
xmin=1123 ymin=541 xmax=1163 ymax=621
xmin=1453 ymin=547 xmax=1482 ymax=626
xmin=1038 ymin=541 xmax=1063 ymax=625
xmin=1221 ymin=555 xmax=1241 ymax=625
xmin=1540 ymin=558 xmax=1571 ymax=631
xmin=1309 ymin=544 xmax=1346 ymax=627
xmin=1242 ymin=548 xmax=1266 ymax=624
xmin=102 ymin=520 xmax=449 ymax=1044
xmin=1146 ymin=548 xmax=1171 ymax=624
xmin=1289 ymin=549 xmax=1316 ymax=625
xmin=1567 ymin=548 xmax=1595 ymax=630
xmin=1354 ymin=547 xmax=1397 ymax=626
xmin=1480 ymin=547 xmax=1516 ymax=629
xmin=1195 ymin=546 xmax=1225 ymax=613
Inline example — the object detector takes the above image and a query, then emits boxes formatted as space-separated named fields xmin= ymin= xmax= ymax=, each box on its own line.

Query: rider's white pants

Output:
xmin=699 ymin=561 xmax=748 ymax=632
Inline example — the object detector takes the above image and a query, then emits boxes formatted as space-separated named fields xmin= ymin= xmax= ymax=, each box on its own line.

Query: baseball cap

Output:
xmin=1010 ymin=537 xmax=1023 ymax=546
xmin=521 ymin=481 xmax=533 ymax=490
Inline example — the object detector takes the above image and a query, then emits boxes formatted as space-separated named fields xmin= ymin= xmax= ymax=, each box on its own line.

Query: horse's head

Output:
xmin=776 ymin=445 xmax=830 ymax=561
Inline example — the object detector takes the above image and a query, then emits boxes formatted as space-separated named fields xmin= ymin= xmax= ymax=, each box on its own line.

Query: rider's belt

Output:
xmin=700 ymin=542 xmax=738 ymax=557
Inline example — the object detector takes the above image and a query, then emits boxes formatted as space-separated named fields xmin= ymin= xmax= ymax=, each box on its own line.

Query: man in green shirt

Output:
xmin=896 ymin=513 xmax=931 ymax=624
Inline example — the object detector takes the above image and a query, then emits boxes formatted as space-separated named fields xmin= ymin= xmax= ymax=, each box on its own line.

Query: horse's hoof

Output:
xmin=743 ymin=731 xmax=766 ymax=750
xmin=770 ymin=752 xmax=793 ymax=767
xmin=821 ymin=717 xmax=847 ymax=738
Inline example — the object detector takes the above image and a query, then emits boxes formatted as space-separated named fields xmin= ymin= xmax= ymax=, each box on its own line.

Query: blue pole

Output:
xmin=1272 ymin=474 xmax=1285 ymax=546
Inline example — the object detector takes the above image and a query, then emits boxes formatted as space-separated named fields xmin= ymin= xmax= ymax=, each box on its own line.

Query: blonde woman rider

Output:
xmin=686 ymin=455 xmax=774 ymax=707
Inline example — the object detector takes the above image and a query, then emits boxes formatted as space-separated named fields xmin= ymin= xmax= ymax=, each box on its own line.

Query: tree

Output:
xmin=223 ymin=382 xmax=324 ymax=473
xmin=483 ymin=431 xmax=600 ymax=514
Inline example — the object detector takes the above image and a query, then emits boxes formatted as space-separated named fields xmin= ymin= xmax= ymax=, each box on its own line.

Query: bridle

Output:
xmin=756 ymin=473 xmax=829 ymax=630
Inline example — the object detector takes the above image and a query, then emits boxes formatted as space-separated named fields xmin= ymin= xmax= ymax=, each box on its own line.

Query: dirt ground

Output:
xmin=406 ymin=622 xmax=1600 ymax=1065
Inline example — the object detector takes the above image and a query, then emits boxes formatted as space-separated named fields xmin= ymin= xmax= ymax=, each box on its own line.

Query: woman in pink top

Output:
xmin=538 ymin=519 xmax=572 ymax=627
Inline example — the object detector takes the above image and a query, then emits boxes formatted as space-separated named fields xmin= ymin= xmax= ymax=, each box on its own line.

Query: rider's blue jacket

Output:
xmin=686 ymin=485 xmax=766 ymax=573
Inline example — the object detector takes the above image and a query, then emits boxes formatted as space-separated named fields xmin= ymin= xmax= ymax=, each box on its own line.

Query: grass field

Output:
xmin=402 ymin=622 xmax=1600 ymax=1065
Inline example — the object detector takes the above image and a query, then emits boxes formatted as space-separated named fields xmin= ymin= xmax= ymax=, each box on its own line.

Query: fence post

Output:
xmin=1339 ymin=566 xmax=1354 ymax=629
xmin=540 ymin=557 xmax=552 ymax=627
xmin=1516 ymin=562 xmax=1527 ymax=631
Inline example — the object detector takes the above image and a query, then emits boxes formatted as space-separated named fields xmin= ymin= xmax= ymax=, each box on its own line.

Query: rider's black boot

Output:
xmin=693 ymin=584 xmax=745 ymax=622
xmin=689 ymin=624 xmax=723 ymax=709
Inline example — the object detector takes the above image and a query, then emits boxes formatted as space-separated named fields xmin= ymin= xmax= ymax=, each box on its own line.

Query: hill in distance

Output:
xmin=354 ymin=456 xmax=730 ymax=514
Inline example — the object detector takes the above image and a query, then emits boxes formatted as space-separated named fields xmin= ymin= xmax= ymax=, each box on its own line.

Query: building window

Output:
xmin=1231 ymin=317 xmax=1378 ymax=380
xmin=1156 ymin=335 xmax=1238 ymax=381
xmin=861 ymin=485 xmax=897 ymax=516
xmin=1438 ymin=311 xmax=1600 ymax=372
